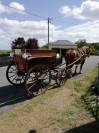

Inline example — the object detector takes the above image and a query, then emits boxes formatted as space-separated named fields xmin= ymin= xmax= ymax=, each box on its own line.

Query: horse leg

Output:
xmin=74 ymin=65 xmax=78 ymax=74
xmin=79 ymin=61 xmax=85 ymax=74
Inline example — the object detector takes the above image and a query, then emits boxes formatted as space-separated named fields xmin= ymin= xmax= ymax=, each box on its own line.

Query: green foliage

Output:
xmin=73 ymin=80 xmax=83 ymax=93
xmin=82 ymin=91 xmax=99 ymax=119
xmin=41 ymin=43 xmax=48 ymax=49
xmin=75 ymin=39 xmax=99 ymax=55
xmin=75 ymin=39 xmax=88 ymax=48
xmin=64 ymin=108 xmax=74 ymax=118
xmin=91 ymin=43 xmax=99 ymax=51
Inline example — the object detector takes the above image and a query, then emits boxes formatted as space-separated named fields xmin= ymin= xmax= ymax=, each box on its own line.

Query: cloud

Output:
xmin=59 ymin=0 xmax=99 ymax=20
xmin=0 ymin=1 xmax=25 ymax=14
xmin=48 ymin=20 xmax=99 ymax=43
xmin=10 ymin=2 xmax=25 ymax=11
xmin=0 ymin=18 xmax=99 ymax=50
xmin=0 ymin=18 xmax=57 ymax=49
xmin=58 ymin=20 xmax=99 ymax=42
xmin=9 ymin=2 xmax=25 ymax=13
xmin=59 ymin=6 xmax=71 ymax=17
xmin=0 ymin=1 xmax=7 ymax=13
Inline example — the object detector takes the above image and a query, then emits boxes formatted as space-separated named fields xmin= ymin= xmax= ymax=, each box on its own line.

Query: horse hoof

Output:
xmin=73 ymin=72 xmax=77 ymax=76
xmin=79 ymin=72 xmax=82 ymax=74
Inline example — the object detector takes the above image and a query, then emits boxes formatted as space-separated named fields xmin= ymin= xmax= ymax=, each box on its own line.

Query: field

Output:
xmin=0 ymin=50 xmax=10 ymax=55
xmin=0 ymin=67 xmax=99 ymax=133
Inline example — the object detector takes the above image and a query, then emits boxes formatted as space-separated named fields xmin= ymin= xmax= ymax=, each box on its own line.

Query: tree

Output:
xmin=94 ymin=43 xmax=99 ymax=51
xmin=11 ymin=37 xmax=25 ymax=49
xmin=11 ymin=37 xmax=39 ymax=49
xmin=25 ymin=38 xmax=39 ymax=49
xmin=75 ymin=39 xmax=88 ymax=48
xmin=41 ymin=44 xmax=48 ymax=49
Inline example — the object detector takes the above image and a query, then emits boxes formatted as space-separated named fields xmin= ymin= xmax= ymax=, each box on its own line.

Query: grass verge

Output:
xmin=0 ymin=67 xmax=98 ymax=133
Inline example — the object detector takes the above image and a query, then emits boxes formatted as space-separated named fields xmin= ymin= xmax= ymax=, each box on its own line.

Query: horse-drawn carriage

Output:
xmin=6 ymin=48 xmax=66 ymax=97
xmin=6 ymin=37 xmax=91 ymax=97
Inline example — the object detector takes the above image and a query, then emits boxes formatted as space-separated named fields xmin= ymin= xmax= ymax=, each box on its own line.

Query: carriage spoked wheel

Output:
xmin=66 ymin=69 xmax=73 ymax=79
xmin=25 ymin=65 xmax=51 ymax=98
xmin=6 ymin=61 xmax=25 ymax=86
xmin=56 ymin=68 xmax=67 ymax=87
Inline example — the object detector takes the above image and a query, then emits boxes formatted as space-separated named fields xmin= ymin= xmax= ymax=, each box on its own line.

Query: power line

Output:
xmin=25 ymin=11 xmax=47 ymax=20
xmin=2 ymin=2 xmax=47 ymax=20
xmin=1 ymin=2 xmax=65 ymax=22
xmin=1 ymin=2 xmax=54 ymax=47
xmin=2 ymin=2 xmax=65 ymax=21
xmin=53 ymin=15 xmax=64 ymax=20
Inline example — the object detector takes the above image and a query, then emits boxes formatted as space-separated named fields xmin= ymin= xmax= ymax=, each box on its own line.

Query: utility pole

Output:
xmin=48 ymin=17 xmax=51 ymax=49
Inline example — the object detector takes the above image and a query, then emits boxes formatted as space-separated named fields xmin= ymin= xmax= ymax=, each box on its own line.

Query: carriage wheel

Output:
xmin=25 ymin=66 xmax=51 ymax=97
xmin=66 ymin=69 xmax=73 ymax=78
xmin=6 ymin=61 xmax=25 ymax=86
xmin=56 ymin=68 xmax=67 ymax=86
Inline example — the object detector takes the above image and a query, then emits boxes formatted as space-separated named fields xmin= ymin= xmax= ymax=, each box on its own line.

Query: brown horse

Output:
xmin=65 ymin=46 xmax=91 ymax=74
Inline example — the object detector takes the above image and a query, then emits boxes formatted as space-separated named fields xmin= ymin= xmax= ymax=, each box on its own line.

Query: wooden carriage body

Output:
xmin=6 ymin=49 xmax=66 ymax=97
xmin=14 ymin=49 xmax=57 ymax=73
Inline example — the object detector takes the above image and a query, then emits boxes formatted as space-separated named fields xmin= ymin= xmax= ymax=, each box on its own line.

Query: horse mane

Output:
xmin=11 ymin=37 xmax=39 ymax=49
xmin=78 ymin=46 xmax=90 ymax=55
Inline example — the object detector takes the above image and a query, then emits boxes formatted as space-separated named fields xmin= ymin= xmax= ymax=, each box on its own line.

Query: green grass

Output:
xmin=63 ymin=107 xmax=75 ymax=118
xmin=73 ymin=80 xmax=83 ymax=93
xmin=72 ymin=67 xmax=98 ymax=119
xmin=0 ymin=50 xmax=10 ymax=55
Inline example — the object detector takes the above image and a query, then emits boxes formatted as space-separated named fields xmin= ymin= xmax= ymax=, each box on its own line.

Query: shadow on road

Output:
xmin=0 ymin=82 xmax=57 ymax=109
xmin=0 ymin=85 xmax=28 ymax=108
xmin=0 ymin=73 xmax=81 ymax=110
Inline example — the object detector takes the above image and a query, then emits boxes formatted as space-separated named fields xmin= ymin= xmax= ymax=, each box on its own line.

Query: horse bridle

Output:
xmin=78 ymin=48 xmax=89 ymax=57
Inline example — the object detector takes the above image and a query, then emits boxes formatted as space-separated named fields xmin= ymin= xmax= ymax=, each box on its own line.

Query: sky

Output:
xmin=0 ymin=0 xmax=99 ymax=50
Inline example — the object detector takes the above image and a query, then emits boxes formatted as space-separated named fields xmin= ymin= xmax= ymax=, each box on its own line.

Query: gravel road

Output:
xmin=0 ymin=55 xmax=99 ymax=113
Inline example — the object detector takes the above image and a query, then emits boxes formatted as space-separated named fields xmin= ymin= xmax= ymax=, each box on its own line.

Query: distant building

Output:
xmin=49 ymin=40 xmax=77 ymax=56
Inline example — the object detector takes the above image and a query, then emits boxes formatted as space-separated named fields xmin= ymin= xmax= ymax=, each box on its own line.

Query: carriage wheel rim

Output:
xmin=25 ymin=67 xmax=51 ymax=97
xmin=6 ymin=63 xmax=25 ymax=85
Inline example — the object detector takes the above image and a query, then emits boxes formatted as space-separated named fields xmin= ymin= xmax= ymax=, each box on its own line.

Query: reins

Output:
xmin=55 ymin=53 xmax=85 ymax=70
xmin=65 ymin=53 xmax=85 ymax=69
